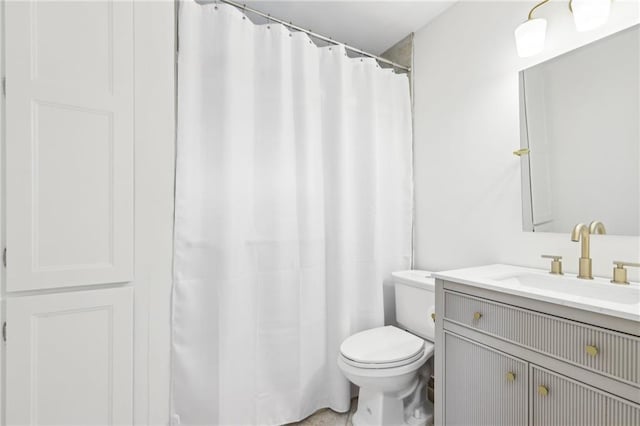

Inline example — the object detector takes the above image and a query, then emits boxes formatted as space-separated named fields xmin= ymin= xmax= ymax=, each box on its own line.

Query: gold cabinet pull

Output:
xmin=431 ymin=312 xmax=436 ymax=322
xmin=473 ymin=312 xmax=482 ymax=321
xmin=538 ymin=385 xmax=549 ymax=397
xmin=506 ymin=372 xmax=516 ymax=382
xmin=585 ymin=345 xmax=599 ymax=357
xmin=513 ymin=148 xmax=530 ymax=157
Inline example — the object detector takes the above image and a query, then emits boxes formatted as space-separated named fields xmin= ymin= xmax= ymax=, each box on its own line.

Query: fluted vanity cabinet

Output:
xmin=433 ymin=273 xmax=640 ymax=426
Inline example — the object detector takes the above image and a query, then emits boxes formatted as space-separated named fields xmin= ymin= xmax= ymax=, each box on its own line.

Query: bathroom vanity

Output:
xmin=432 ymin=264 xmax=640 ymax=425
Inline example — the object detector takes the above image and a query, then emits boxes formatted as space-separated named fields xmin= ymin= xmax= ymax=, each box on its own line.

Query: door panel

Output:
xmin=444 ymin=332 xmax=528 ymax=426
xmin=532 ymin=365 xmax=640 ymax=426
xmin=5 ymin=287 xmax=133 ymax=425
xmin=5 ymin=0 xmax=134 ymax=291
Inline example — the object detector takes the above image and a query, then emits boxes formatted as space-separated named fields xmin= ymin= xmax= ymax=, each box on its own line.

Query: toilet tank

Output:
xmin=392 ymin=270 xmax=436 ymax=342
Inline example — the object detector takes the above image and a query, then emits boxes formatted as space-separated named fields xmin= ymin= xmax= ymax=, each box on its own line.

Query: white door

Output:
xmin=4 ymin=0 xmax=134 ymax=292
xmin=5 ymin=287 xmax=134 ymax=426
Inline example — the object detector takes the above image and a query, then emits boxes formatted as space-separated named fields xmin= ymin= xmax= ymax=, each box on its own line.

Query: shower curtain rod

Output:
xmin=213 ymin=0 xmax=411 ymax=72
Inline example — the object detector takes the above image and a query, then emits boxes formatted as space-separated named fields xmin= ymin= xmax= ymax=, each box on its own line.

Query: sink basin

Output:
xmin=495 ymin=272 xmax=640 ymax=305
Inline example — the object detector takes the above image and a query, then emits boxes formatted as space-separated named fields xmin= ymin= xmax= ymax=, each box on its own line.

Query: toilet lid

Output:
xmin=340 ymin=326 xmax=425 ymax=365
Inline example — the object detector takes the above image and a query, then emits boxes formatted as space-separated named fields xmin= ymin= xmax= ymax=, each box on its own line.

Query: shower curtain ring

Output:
xmin=267 ymin=14 xmax=272 ymax=29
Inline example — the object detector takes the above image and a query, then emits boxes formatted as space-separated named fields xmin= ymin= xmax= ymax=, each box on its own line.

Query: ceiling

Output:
xmin=240 ymin=1 xmax=458 ymax=54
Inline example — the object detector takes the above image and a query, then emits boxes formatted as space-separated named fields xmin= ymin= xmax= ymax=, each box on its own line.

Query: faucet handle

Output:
xmin=611 ymin=261 xmax=640 ymax=285
xmin=542 ymin=255 xmax=563 ymax=275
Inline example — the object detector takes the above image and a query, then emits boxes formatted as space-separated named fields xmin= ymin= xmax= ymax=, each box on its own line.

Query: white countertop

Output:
xmin=432 ymin=264 xmax=640 ymax=323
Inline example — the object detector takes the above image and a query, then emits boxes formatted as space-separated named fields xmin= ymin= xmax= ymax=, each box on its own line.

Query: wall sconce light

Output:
xmin=515 ymin=0 xmax=612 ymax=58
xmin=515 ymin=18 xmax=548 ymax=57
xmin=570 ymin=0 xmax=612 ymax=32
xmin=515 ymin=0 xmax=549 ymax=58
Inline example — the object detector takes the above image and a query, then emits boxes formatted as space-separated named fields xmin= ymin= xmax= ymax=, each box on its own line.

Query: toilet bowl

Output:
xmin=337 ymin=271 xmax=436 ymax=426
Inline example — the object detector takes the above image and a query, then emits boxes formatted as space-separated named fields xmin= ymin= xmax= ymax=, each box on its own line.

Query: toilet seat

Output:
xmin=340 ymin=349 xmax=427 ymax=369
xmin=340 ymin=326 xmax=432 ymax=369
xmin=337 ymin=347 xmax=431 ymax=380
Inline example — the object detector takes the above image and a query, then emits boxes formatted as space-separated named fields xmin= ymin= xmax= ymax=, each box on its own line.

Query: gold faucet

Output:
xmin=570 ymin=221 xmax=606 ymax=279
xmin=589 ymin=221 xmax=606 ymax=235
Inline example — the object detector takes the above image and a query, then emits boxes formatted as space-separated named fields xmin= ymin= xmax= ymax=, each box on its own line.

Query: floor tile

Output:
xmin=286 ymin=398 xmax=357 ymax=426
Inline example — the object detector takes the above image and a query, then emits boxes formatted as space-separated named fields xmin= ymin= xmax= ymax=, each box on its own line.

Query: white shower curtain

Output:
xmin=172 ymin=2 xmax=413 ymax=425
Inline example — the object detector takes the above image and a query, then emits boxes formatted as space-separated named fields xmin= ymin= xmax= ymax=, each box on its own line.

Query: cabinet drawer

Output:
xmin=444 ymin=290 xmax=640 ymax=386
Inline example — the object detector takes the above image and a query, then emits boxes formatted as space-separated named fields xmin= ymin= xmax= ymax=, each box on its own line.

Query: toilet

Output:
xmin=337 ymin=271 xmax=436 ymax=426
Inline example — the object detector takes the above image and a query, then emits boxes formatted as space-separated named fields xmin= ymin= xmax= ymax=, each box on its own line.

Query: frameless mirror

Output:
xmin=519 ymin=24 xmax=639 ymax=235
